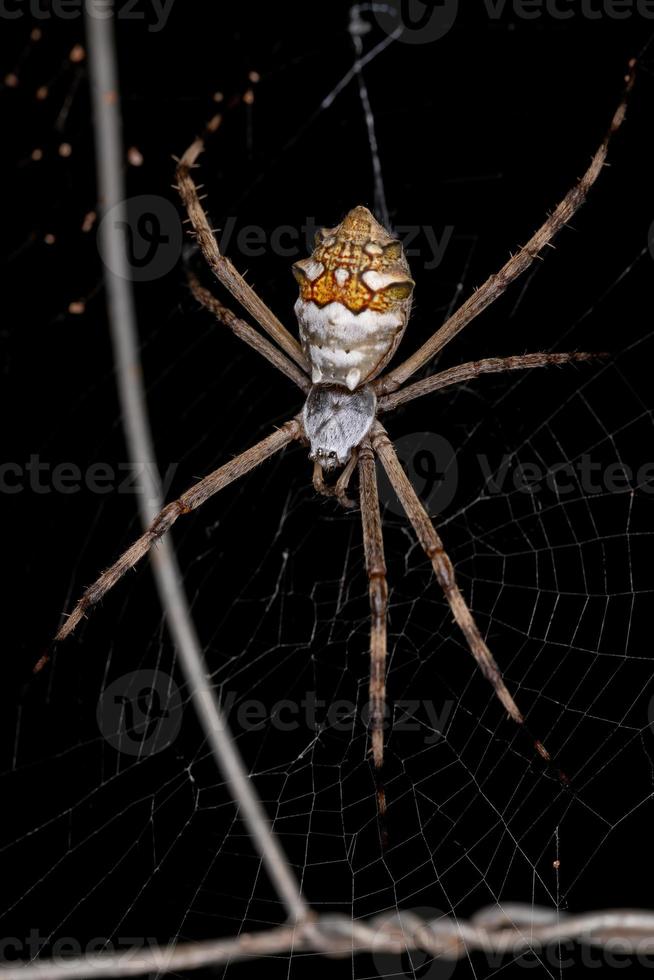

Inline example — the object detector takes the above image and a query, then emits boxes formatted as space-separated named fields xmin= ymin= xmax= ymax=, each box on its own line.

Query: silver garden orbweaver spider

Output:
xmin=51 ymin=64 xmax=634 ymax=776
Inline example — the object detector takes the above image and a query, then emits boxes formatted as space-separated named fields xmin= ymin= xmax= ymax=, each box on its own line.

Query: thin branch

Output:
xmin=5 ymin=907 xmax=654 ymax=979
xmin=84 ymin=5 xmax=309 ymax=925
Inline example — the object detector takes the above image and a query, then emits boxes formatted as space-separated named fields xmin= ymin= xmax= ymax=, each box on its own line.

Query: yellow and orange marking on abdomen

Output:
xmin=293 ymin=206 xmax=414 ymax=390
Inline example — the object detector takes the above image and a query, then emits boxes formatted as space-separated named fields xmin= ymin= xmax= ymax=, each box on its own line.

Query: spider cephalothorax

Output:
xmin=302 ymin=382 xmax=377 ymax=472
xmin=294 ymin=205 xmax=414 ymax=470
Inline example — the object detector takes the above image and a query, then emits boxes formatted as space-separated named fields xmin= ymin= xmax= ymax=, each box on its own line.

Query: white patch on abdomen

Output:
xmin=295 ymin=298 xmax=403 ymax=390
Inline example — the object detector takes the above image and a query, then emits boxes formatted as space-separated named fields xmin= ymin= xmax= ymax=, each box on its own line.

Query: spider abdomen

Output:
xmin=294 ymin=300 xmax=405 ymax=391
xmin=293 ymin=206 xmax=414 ymax=391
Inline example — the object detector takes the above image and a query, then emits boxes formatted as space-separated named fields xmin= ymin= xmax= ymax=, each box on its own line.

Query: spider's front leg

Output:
xmin=51 ymin=418 xmax=303 ymax=651
xmin=375 ymin=59 xmax=635 ymax=395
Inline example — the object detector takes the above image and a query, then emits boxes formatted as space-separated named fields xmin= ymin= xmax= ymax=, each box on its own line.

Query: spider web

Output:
xmin=4 ymin=5 xmax=654 ymax=979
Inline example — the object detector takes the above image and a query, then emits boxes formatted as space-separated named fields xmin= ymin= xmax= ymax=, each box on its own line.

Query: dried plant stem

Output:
xmin=85 ymin=5 xmax=309 ymax=926
xmin=4 ymin=906 xmax=654 ymax=979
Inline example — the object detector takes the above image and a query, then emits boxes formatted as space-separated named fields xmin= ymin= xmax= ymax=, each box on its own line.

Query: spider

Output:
xmin=52 ymin=65 xmax=633 ymax=774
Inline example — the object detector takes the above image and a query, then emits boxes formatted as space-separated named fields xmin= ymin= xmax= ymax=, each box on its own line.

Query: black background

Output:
xmin=2 ymin=2 xmax=654 ymax=978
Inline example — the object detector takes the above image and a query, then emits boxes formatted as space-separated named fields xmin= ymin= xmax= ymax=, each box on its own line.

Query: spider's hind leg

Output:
xmin=358 ymin=439 xmax=389 ymax=777
xmin=371 ymin=421 xmax=552 ymax=761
